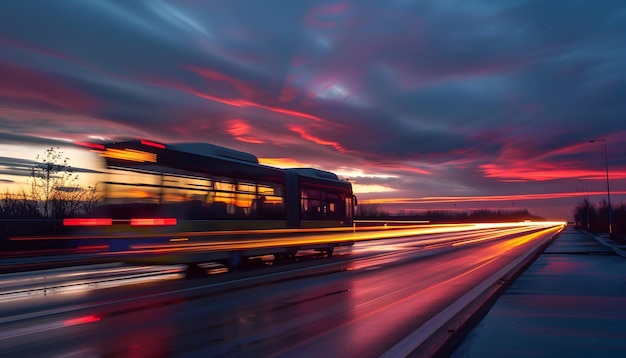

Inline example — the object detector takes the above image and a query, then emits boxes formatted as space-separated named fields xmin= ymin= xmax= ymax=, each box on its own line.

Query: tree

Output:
xmin=27 ymin=147 xmax=101 ymax=218
xmin=356 ymin=203 xmax=388 ymax=218
xmin=79 ymin=184 xmax=102 ymax=216
xmin=573 ymin=199 xmax=593 ymax=229
xmin=28 ymin=147 xmax=77 ymax=218
xmin=0 ymin=188 xmax=40 ymax=219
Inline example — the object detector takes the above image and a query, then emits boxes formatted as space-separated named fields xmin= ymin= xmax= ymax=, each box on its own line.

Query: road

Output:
xmin=0 ymin=223 xmax=564 ymax=357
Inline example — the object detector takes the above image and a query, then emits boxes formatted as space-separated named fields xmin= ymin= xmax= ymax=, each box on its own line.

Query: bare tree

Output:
xmin=80 ymin=184 xmax=103 ymax=216
xmin=0 ymin=188 xmax=40 ymax=219
xmin=50 ymin=183 xmax=103 ymax=217
xmin=50 ymin=186 xmax=84 ymax=218
xmin=356 ymin=203 xmax=388 ymax=218
xmin=28 ymin=147 xmax=88 ymax=218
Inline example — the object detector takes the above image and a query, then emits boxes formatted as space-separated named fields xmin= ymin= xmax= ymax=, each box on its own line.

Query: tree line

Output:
xmin=573 ymin=199 xmax=626 ymax=235
xmin=356 ymin=203 xmax=543 ymax=223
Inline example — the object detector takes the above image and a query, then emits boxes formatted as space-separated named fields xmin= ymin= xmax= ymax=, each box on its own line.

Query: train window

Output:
xmin=108 ymin=168 xmax=161 ymax=187
xmin=104 ymin=169 xmax=162 ymax=204
xmin=301 ymin=189 xmax=322 ymax=219
xmin=105 ymin=182 xmax=161 ymax=204
xmin=160 ymin=175 xmax=213 ymax=202
xmin=258 ymin=184 xmax=276 ymax=196
xmin=184 ymin=177 xmax=212 ymax=201
xmin=185 ymin=177 xmax=212 ymax=190
xmin=300 ymin=189 xmax=348 ymax=220
xmin=213 ymin=180 xmax=236 ymax=214
xmin=238 ymin=182 xmax=256 ymax=193
xmin=236 ymin=193 xmax=255 ymax=216
xmin=327 ymin=193 xmax=340 ymax=215
xmin=214 ymin=181 xmax=235 ymax=192
xmin=263 ymin=195 xmax=282 ymax=205
xmin=161 ymin=175 xmax=186 ymax=202
xmin=236 ymin=182 xmax=256 ymax=215
xmin=302 ymin=188 xmax=322 ymax=200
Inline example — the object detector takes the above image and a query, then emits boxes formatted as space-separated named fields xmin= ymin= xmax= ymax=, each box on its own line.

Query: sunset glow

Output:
xmin=0 ymin=1 xmax=625 ymax=220
xmin=362 ymin=191 xmax=626 ymax=206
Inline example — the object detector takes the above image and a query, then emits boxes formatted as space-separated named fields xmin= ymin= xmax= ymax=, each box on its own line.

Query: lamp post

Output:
xmin=589 ymin=139 xmax=612 ymax=236
xmin=578 ymin=179 xmax=590 ymax=229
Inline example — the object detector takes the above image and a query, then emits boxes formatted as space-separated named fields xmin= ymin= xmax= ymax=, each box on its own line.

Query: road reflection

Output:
xmin=0 ymin=263 xmax=186 ymax=302
xmin=0 ymin=223 xmax=566 ymax=357
xmin=1 ymin=222 xmax=565 ymax=304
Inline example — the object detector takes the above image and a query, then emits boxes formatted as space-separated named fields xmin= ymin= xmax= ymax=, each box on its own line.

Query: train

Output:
xmin=66 ymin=139 xmax=358 ymax=266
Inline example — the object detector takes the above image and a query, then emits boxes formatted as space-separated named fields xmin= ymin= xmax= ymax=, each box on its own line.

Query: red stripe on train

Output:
xmin=63 ymin=218 xmax=113 ymax=226
xmin=130 ymin=218 xmax=177 ymax=226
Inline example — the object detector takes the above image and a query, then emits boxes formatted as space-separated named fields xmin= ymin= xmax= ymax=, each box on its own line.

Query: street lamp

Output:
xmin=578 ymin=179 xmax=590 ymax=229
xmin=589 ymin=139 xmax=612 ymax=236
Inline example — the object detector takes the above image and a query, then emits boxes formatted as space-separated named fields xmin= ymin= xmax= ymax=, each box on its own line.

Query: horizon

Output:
xmin=1 ymin=140 xmax=618 ymax=222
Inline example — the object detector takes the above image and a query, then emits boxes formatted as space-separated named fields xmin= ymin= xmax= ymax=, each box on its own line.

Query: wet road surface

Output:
xmin=0 ymin=224 xmax=562 ymax=357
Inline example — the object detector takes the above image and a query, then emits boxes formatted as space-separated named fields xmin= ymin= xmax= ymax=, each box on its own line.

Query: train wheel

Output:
xmin=275 ymin=249 xmax=297 ymax=262
xmin=185 ymin=263 xmax=204 ymax=278
xmin=326 ymin=245 xmax=335 ymax=258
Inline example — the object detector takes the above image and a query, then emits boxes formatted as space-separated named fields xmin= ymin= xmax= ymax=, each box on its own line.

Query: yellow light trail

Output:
xmin=121 ymin=221 xmax=565 ymax=255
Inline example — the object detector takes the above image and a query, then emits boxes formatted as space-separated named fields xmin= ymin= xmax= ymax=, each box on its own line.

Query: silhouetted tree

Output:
xmin=574 ymin=199 xmax=594 ymax=229
xmin=356 ymin=207 xmax=540 ymax=223
xmin=574 ymin=200 xmax=625 ymax=235
xmin=28 ymin=147 xmax=79 ymax=218
xmin=356 ymin=204 xmax=389 ymax=218
xmin=0 ymin=147 xmax=102 ymax=220
xmin=0 ymin=188 xmax=40 ymax=219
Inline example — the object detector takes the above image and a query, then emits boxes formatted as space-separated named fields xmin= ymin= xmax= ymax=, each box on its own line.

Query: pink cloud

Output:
xmin=480 ymin=135 xmax=626 ymax=182
xmin=479 ymin=164 xmax=626 ymax=181
xmin=226 ymin=118 xmax=265 ymax=144
xmin=288 ymin=124 xmax=347 ymax=153
xmin=363 ymin=191 xmax=626 ymax=205
xmin=147 ymin=68 xmax=339 ymax=127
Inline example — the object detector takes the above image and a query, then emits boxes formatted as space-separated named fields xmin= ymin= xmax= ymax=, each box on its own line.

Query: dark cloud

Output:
xmin=1 ymin=0 xmax=625 ymax=219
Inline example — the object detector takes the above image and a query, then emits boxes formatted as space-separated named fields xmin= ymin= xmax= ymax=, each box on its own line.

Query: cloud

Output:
xmin=0 ymin=0 xmax=625 ymax=219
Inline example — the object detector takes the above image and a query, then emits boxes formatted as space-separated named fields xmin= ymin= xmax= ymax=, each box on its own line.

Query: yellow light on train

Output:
xmin=101 ymin=148 xmax=157 ymax=163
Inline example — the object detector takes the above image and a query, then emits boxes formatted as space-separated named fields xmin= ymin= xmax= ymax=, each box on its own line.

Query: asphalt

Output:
xmin=452 ymin=226 xmax=626 ymax=357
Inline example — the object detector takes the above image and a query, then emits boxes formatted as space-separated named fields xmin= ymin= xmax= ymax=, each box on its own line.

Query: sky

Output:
xmin=1 ymin=0 xmax=626 ymax=220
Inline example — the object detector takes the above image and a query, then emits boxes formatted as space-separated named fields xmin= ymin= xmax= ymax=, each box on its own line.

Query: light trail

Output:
xmin=4 ymin=221 xmax=567 ymax=266
xmin=0 ymin=263 xmax=186 ymax=302
xmin=381 ymin=225 xmax=565 ymax=357
xmin=120 ymin=221 xmax=565 ymax=255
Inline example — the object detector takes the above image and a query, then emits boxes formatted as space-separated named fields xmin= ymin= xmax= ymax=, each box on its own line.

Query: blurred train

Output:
xmin=66 ymin=139 xmax=358 ymax=265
